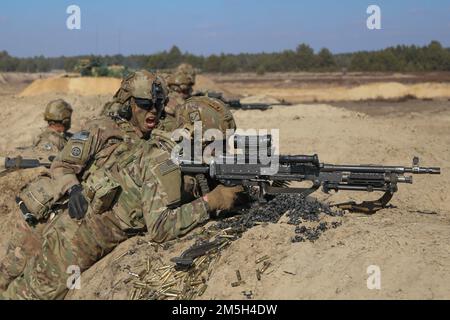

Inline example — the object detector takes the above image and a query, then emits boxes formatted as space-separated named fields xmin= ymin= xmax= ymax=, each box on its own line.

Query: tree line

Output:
xmin=1 ymin=41 xmax=449 ymax=74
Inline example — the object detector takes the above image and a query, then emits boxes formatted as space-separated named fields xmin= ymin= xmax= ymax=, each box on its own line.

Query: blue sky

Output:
xmin=1 ymin=0 xmax=450 ymax=57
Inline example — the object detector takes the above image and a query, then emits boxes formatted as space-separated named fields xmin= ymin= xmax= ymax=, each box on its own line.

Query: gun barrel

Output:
xmin=405 ymin=167 xmax=440 ymax=174
xmin=322 ymin=164 xmax=440 ymax=175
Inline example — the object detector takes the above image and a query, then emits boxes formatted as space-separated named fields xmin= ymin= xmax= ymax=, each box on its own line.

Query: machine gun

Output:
xmin=193 ymin=91 xmax=290 ymax=111
xmin=178 ymin=135 xmax=441 ymax=214
xmin=0 ymin=156 xmax=54 ymax=177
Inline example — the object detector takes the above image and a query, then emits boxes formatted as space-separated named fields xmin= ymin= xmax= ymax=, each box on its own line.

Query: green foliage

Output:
xmin=349 ymin=41 xmax=450 ymax=72
xmin=1 ymin=41 xmax=449 ymax=74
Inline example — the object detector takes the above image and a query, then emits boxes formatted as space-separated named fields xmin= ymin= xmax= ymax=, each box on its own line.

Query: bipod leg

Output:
xmin=331 ymin=191 xmax=394 ymax=214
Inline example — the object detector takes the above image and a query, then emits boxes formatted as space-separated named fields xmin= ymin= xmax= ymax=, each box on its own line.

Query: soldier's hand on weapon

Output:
xmin=203 ymin=185 xmax=244 ymax=212
xmin=68 ymin=184 xmax=89 ymax=220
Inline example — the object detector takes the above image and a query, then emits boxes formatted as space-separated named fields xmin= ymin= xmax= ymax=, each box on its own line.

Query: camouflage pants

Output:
xmin=0 ymin=208 xmax=42 ymax=291
xmin=0 ymin=209 xmax=129 ymax=300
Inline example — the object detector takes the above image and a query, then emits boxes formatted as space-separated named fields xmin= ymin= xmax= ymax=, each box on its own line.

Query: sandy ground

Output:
xmin=0 ymin=73 xmax=449 ymax=300
xmin=209 ymin=72 xmax=450 ymax=103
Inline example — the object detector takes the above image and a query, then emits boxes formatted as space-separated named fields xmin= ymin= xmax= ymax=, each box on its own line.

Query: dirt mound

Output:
xmin=1 ymin=73 xmax=52 ymax=95
xmin=0 ymin=93 xmax=111 ymax=152
xmin=194 ymin=74 xmax=236 ymax=99
xmin=218 ymin=80 xmax=450 ymax=103
xmin=19 ymin=76 xmax=121 ymax=97
xmin=0 ymin=74 xmax=449 ymax=300
xmin=240 ymin=95 xmax=281 ymax=104
xmin=64 ymin=102 xmax=449 ymax=300
xmin=19 ymin=74 xmax=231 ymax=99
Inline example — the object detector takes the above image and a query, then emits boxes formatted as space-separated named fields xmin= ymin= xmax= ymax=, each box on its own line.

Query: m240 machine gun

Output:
xmin=178 ymin=135 xmax=440 ymax=214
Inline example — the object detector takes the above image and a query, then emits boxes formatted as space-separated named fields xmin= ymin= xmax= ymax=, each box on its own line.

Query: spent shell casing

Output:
xmin=129 ymin=288 xmax=137 ymax=300
xmin=160 ymin=268 xmax=171 ymax=280
xmin=231 ymin=281 xmax=245 ymax=287
xmin=218 ymin=234 xmax=235 ymax=239
xmin=218 ymin=241 xmax=230 ymax=250
xmin=161 ymin=280 xmax=178 ymax=289
xmin=161 ymin=270 xmax=173 ymax=285
xmin=190 ymin=280 xmax=204 ymax=286
xmin=256 ymin=269 xmax=262 ymax=281
xmin=136 ymin=288 xmax=142 ymax=300
xmin=187 ymin=291 xmax=196 ymax=300
xmin=194 ymin=256 xmax=207 ymax=268
xmin=162 ymin=292 xmax=178 ymax=298
xmin=261 ymin=261 xmax=271 ymax=274
xmin=197 ymin=284 xmax=208 ymax=296
xmin=128 ymin=271 xmax=140 ymax=278
xmin=174 ymin=271 xmax=186 ymax=279
xmin=235 ymin=270 xmax=242 ymax=281
xmin=138 ymin=269 xmax=147 ymax=278
xmin=255 ymin=255 xmax=270 ymax=264
xmin=156 ymin=265 xmax=172 ymax=271
xmin=133 ymin=281 xmax=148 ymax=288
xmin=112 ymin=251 xmax=128 ymax=263
xmin=165 ymin=289 xmax=181 ymax=295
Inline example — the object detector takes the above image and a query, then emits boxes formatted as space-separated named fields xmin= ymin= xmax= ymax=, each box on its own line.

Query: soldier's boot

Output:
xmin=2 ymin=210 xmax=128 ymax=300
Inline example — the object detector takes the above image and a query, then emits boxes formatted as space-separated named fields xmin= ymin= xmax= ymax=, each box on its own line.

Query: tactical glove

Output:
xmin=203 ymin=185 xmax=244 ymax=212
xmin=68 ymin=184 xmax=88 ymax=220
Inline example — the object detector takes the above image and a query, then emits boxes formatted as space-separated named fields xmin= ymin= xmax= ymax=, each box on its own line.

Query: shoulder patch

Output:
xmin=71 ymin=131 xmax=90 ymax=141
xmin=70 ymin=146 xmax=83 ymax=158
xmin=189 ymin=111 xmax=201 ymax=123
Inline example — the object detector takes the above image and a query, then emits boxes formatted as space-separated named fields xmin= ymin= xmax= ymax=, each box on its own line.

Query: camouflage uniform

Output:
xmin=0 ymin=96 xmax=236 ymax=300
xmin=1 ymin=133 xmax=210 ymax=299
xmin=158 ymin=67 xmax=196 ymax=133
xmin=176 ymin=63 xmax=196 ymax=83
xmin=0 ymin=100 xmax=73 ymax=290
xmin=158 ymin=91 xmax=186 ymax=132
xmin=0 ymin=71 xmax=167 ymax=295
xmin=51 ymin=70 xmax=167 ymax=196
xmin=32 ymin=128 xmax=72 ymax=155
xmin=17 ymin=99 xmax=73 ymax=158
xmin=0 ymin=116 xmax=143 ymax=294
xmin=36 ymin=99 xmax=73 ymax=152
xmin=176 ymin=96 xmax=236 ymax=135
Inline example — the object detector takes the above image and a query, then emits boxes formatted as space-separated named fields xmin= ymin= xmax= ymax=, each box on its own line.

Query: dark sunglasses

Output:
xmin=133 ymin=98 xmax=155 ymax=111
xmin=133 ymin=83 xmax=166 ymax=112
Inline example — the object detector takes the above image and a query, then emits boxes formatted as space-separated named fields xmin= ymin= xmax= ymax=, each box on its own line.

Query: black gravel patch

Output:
xmin=292 ymin=221 xmax=343 ymax=243
xmin=213 ymin=194 xmax=344 ymax=238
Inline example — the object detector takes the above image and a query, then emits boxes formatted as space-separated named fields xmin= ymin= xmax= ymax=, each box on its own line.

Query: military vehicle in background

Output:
xmin=74 ymin=58 xmax=127 ymax=78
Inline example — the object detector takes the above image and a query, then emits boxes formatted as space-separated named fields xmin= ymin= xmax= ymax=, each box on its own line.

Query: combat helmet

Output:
xmin=176 ymin=63 xmax=196 ymax=84
xmin=166 ymin=70 xmax=195 ymax=98
xmin=167 ymin=72 xmax=194 ymax=87
xmin=175 ymin=96 xmax=236 ymax=141
xmin=44 ymin=99 xmax=73 ymax=129
xmin=114 ymin=70 xmax=169 ymax=119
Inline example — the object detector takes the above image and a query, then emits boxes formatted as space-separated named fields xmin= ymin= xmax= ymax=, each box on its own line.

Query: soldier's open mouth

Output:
xmin=145 ymin=116 xmax=157 ymax=129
